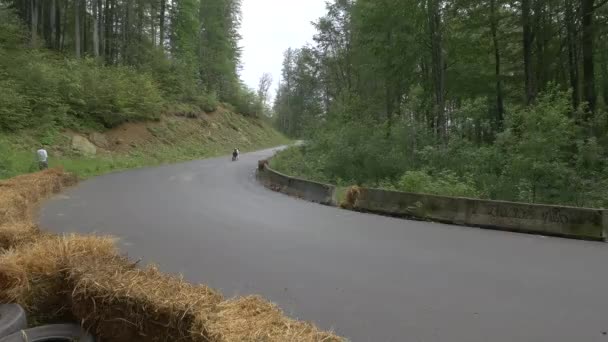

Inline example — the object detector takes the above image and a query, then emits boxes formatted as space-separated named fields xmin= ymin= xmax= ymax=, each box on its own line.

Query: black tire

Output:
xmin=0 ymin=324 xmax=95 ymax=342
xmin=0 ymin=305 xmax=27 ymax=338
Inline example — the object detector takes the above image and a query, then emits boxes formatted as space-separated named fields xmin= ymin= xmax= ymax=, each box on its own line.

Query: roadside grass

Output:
xmin=2 ymin=111 xmax=289 ymax=180
xmin=269 ymin=145 xmax=328 ymax=183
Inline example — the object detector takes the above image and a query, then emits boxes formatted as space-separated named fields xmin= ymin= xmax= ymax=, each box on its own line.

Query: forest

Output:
xmin=272 ymin=0 xmax=608 ymax=208
xmin=0 ymin=0 xmax=264 ymax=132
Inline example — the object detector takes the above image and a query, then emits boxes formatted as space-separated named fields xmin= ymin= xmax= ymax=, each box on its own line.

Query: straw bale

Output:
xmin=341 ymin=186 xmax=361 ymax=209
xmin=68 ymin=259 xmax=223 ymax=342
xmin=0 ymin=223 xmax=39 ymax=250
xmin=0 ymin=168 xmax=77 ymax=249
xmin=203 ymin=296 xmax=345 ymax=342
xmin=0 ymin=234 xmax=117 ymax=319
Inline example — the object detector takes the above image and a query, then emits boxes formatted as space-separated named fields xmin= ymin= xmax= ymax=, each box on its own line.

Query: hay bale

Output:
xmin=0 ymin=168 xmax=77 ymax=224
xmin=0 ymin=223 xmax=39 ymax=250
xmin=0 ymin=234 xmax=117 ymax=321
xmin=0 ymin=189 xmax=30 ymax=226
xmin=68 ymin=260 xmax=223 ymax=342
xmin=0 ymin=168 xmax=77 ymax=249
xmin=341 ymin=186 xmax=361 ymax=209
xmin=203 ymin=296 xmax=345 ymax=342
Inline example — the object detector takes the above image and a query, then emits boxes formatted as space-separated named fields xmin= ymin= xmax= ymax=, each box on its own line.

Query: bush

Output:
xmin=0 ymin=49 xmax=165 ymax=131
xmin=397 ymin=170 xmax=480 ymax=198
xmin=496 ymin=86 xmax=578 ymax=204
xmin=270 ymin=147 xmax=327 ymax=182
xmin=0 ymin=10 xmax=165 ymax=132
xmin=0 ymin=80 xmax=30 ymax=131
xmin=194 ymin=92 xmax=219 ymax=113
xmin=229 ymin=86 xmax=263 ymax=117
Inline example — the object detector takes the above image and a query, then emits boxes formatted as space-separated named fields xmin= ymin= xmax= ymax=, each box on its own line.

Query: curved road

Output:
xmin=40 ymin=148 xmax=608 ymax=342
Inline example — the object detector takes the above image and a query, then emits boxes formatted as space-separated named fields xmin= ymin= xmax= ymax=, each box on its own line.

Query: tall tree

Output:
xmin=258 ymin=73 xmax=273 ymax=109
xmin=582 ymin=0 xmax=597 ymax=114
xmin=490 ymin=0 xmax=505 ymax=126
xmin=428 ymin=0 xmax=446 ymax=137
xmin=565 ymin=0 xmax=580 ymax=108
xmin=74 ymin=0 xmax=80 ymax=58
xmin=30 ymin=0 xmax=37 ymax=45
xmin=522 ymin=0 xmax=535 ymax=104
xmin=92 ymin=0 xmax=99 ymax=57
xmin=159 ymin=0 xmax=166 ymax=50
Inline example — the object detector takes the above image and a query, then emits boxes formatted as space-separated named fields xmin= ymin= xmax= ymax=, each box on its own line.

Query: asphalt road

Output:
xmin=40 ymin=148 xmax=608 ymax=342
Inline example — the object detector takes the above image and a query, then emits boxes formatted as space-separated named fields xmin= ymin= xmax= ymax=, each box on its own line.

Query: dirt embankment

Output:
xmin=0 ymin=169 xmax=344 ymax=342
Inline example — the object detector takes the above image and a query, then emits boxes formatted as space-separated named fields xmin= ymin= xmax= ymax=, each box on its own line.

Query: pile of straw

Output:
xmin=204 ymin=296 xmax=343 ymax=342
xmin=0 ymin=234 xmax=118 ymax=321
xmin=68 ymin=258 xmax=222 ymax=342
xmin=0 ymin=168 xmax=77 ymax=249
xmin=0 ymin=223 xmax=39 ymax=250
xmin=341 ymin=186 xmax=361 ymax=209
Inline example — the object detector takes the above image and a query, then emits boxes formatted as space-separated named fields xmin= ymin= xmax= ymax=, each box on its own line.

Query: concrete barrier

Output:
xmin=353 ymin=187 xmax=607 ymax=241
xmin=257 ymin=165 xmax=337 ymax=206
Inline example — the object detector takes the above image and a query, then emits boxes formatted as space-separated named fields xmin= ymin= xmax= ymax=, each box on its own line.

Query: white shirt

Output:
xmin=37 ymin=149 xmax=48 ymax=162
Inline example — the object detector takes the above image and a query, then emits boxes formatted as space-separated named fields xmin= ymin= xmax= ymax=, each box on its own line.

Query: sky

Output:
xmin=238 ymin=0 xmax=327 ymax=100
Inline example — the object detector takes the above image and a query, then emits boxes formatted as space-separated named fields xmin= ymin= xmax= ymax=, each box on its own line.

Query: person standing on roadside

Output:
xmin=36 ymin=147 xmax=48 ymax=170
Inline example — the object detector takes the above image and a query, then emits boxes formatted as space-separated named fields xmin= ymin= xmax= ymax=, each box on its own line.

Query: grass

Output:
xmin=1 ymin=110 xmax=290 ymax=180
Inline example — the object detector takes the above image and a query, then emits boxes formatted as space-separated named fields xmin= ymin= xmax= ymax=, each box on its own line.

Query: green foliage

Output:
xmin=270 ymin=0 xmax=608 ymax=209
xmin=0 ymin=48 xmax=164 ymax=130
xmin=270 ymin=147 xmax=327 ymax=182
xmin=496 ymin=87 xmax=578 ymax=203
xmin=396 ymin=170 xmax=480 ymax=198
xmin=231 ymin=86 xmax=264 ymax=117
xmin=0 ymin=80 xmax=30 ymax=131
xmin=0 ymin=0 xmax=251 ymax=133
xmin=273 ymin=88 xmax=608 ymax=208
xmin=72 ymin=61 xmax=164 ymax=127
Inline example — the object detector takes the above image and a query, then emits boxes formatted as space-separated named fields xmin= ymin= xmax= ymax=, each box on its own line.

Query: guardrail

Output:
xmin=256 ymin=161 xmax=337 ymax=206
xmin=352 ymin=187 xmax=607 ymax=241
xmin=257 ymin=159 xmax=607 ymax=241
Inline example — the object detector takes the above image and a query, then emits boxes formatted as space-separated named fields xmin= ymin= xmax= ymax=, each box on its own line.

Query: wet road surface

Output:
xmin=40 ymin=148 xmax=608 ymax=342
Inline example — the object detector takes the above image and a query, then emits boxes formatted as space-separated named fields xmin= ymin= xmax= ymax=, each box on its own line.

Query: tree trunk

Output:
xmin=31 ymin=0 xmax=38 ymax=46
xmin=82 ymin=0 xmax=87 ymax=56
xmin=105 ymin=0 xmax=112 ymax=61
xmin=93 ymin=0 xmax=100 ymax=57
xmin=138 ymin=0 xmax=144 ymax=41
xmin=55 ymin=0 xmax=62 ymax=49
xmin=601 ymin=41 xmax=608 ymax=109
xmin=61 ymin=0 xmax=68 ymax=50
xmin=581 ymin=0 xmax=596 ymax=114
xmin=111 ymin=0 xmax=118 ymax=62
xmin=98 ymin=0 xmax=104 ymax=58
xmin=534 ymin=0 xmax=546 ymax=93
xmin=490 ymin=0 xmax=504 ymax=128
xmin=565 ymin=0 xmax=580 ymax=108
xmin=75 ymin=0 xmax=80 ymax=58
xmin=428 ymin=0 xmax=446 ymax=139
xmin=159 ymin=0 xmax=166 ymax=50
xmin=151 ymin=0 xmax=157 ymax=46
xmin=522 ymin=0 xmax=535 ymax=104
xmin=42 ymin=0 xmax=50 ymax=46
xmin=50 ymin=0 xmax=56 ymax=48
xmin=122 ymin=0 xmax=131 ymax=64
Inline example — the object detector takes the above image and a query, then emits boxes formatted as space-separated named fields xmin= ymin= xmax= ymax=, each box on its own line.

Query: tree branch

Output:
xmin=593 ymin=0 xmax=608 ymax=12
